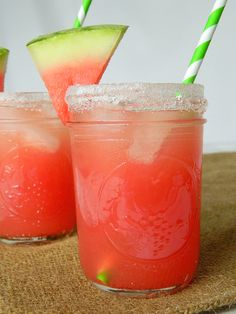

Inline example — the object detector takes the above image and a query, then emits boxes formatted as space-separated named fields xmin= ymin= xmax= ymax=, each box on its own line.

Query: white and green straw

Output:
xmin=74 ymin=0 xmax=93 ymax=28
xmin=183 ymin=0 xmax=228 ymax=84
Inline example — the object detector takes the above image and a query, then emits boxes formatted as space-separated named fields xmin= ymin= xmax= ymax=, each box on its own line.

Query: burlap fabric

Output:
xmin=0 ymin=153 xmax=236 ymax=314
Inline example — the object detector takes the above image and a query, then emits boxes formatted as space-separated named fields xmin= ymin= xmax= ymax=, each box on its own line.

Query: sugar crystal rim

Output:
xmin=66 ymin=83 xmax=207 ymax=114
xmin=0 ymin=92 xmax=59 ymax=120
xmin=0 ymin=92 xmax=52 ymax=108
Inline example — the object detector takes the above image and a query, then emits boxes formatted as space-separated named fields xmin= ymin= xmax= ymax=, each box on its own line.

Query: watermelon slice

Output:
xmin=0 ymin=48 xmax=9 ymax=91
xmin=27 ymin=25 xmax=128 ymax=122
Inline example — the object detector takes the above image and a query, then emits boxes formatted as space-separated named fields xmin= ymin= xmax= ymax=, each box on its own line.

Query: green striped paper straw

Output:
xmin=183 ymin=0 xmax=228 ymax=84
xmin=74 ymin=0 xmax=93 ymax=28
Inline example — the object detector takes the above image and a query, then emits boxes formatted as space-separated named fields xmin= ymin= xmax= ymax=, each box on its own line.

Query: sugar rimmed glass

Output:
xmin=66 ymin=83 xmax=207 ymax=297
xmin=0 ymin=93 xmax=76 ymax=244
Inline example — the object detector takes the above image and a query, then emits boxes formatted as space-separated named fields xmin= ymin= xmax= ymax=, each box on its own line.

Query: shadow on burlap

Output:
xmin=0 ymin=153 xmax=236 ymax=314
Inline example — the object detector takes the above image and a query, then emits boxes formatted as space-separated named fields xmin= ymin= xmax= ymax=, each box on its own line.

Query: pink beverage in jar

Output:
xmin=0 ymin=93 xmax=76 ymax=244
xmin=66 ymin=83 xmax=207 ymax=297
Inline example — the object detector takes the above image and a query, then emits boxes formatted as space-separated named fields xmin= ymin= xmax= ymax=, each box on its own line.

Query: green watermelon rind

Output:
xmin=0 ymin=48 xmax=9 ymax=72
xmin=27 ymin=25 xmax=128 ymax=47
xmin=26 ymin=24 xmax=128 ymax=73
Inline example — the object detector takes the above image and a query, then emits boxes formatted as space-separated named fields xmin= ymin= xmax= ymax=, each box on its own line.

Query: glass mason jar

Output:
xmin=0 ymin=93 xmax=76 ymax=244
xmin=66 ymin=83 xmax=207 ymax=297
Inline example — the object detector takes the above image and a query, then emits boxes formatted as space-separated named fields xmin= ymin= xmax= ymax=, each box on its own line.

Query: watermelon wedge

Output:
xmin=0 ymin=48 xmax=9 ymax=91
xmin=27 ymin=25 xmax=128 ymax=122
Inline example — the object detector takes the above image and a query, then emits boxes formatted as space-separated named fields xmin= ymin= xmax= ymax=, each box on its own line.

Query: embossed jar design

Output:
xmin=0 ymin=93 xmax=76 ymax=244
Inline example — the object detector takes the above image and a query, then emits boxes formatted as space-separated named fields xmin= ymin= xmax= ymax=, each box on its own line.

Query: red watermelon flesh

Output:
xmin=27 ymin=25 xmax=128 ymax=122
xmin=0 ymin=73 xmax=4 ymax=92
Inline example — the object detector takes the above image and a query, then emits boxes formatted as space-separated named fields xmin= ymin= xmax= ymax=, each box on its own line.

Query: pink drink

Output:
xmin=0 ymin=93 xmax=76 ymax=244
xmin=67 ymin=83 xmax=207 ymax=297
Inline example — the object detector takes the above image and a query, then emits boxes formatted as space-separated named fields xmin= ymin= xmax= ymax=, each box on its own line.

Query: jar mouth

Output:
xmin=0 ymin=92 xmax=58 ymax=121
xmin=66 ymin=83 xmax=207 ymax=115
xmin=0 ymin=92 xmax=51 ymax=106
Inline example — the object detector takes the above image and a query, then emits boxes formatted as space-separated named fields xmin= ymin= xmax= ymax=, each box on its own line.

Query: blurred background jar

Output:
xmin=0 ymin=93 xmax=76 ymax=244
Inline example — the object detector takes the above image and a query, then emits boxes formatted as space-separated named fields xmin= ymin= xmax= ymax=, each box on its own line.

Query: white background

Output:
xmin=0 ymin=0 xmax=236 ymax=153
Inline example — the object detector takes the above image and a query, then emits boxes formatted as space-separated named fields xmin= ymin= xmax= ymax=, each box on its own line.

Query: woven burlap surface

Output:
xmin=0 ymin=153 xmax=236 ymax=314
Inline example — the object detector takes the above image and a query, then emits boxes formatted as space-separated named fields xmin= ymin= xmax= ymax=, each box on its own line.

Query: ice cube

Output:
xmin=127 ymin=110 xmax=199 ymax=164
xmin=23 ymin=124 xmax=60 ymax=152
xmin=0 ymin=106 xmax=59 ymax=152
xmin=128 ymin=124 xmax=172 ymax=164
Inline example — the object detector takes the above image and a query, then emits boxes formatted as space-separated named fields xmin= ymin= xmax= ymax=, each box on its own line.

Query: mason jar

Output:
xmin=66 ymin=83 xmax=207 ymax=297
xmin=0 ymin=93 xmax=76 ymax=244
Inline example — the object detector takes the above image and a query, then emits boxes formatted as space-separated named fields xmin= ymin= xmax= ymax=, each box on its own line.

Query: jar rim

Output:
xmin=66 ymin=83 xmax=207 ymax=115
xmin=0 ymin=92 xmax=51 ymax=107
xmin=0 ymin=92 xmax=59 ymax=121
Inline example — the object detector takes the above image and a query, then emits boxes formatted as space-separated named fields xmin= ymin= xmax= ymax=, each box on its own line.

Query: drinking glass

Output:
xmin=0 ymin=93 xmax=76 ymax=244
xmin=66 ymin=83 xmax=207 ymax=297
